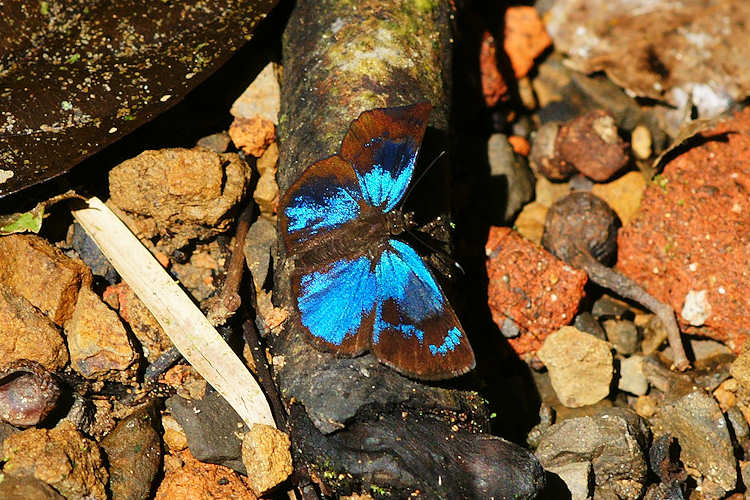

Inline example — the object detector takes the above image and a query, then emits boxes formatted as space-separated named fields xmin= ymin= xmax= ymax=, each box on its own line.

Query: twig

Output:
xmin=72 ymin=197 xmax=275 ymax=428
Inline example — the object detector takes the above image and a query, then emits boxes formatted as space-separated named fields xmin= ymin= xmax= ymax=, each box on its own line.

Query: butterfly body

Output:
xmin=279 ymin=103 xmax=475 ymax=380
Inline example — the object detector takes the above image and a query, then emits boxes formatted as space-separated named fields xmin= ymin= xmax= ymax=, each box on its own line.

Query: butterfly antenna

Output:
xmin=401 ymin=150 xmax=447 ymax=205
xmin=406 ymin=228 xmax=466 ymax=277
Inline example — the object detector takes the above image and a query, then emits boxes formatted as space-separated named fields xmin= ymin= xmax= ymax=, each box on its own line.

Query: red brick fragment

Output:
xmin=486 ymin=227 xmax=588 ymax=355
xmin=480 ymin=31 xmax=508 ymax=107
xmin=618 ymin=108 xmax=750 ymax=352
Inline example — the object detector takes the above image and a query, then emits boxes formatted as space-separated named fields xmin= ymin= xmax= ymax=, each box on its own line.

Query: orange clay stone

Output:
xmin=155 ymin=450 xmax=257 ymax=500
xmin=618 ymin=108 xmax=750 ymax=352
xmin=504 ymin=6 xmax=552 ymax=79
xmin=229 ymin=116 xmax=275 ymax=158
xmin=480 ymin=30 xmax=508 ymax=107
xmin=508 ymin=135 xmax=531 ymax=156
xmin=486 ymin=227 xmax=587 ymax=355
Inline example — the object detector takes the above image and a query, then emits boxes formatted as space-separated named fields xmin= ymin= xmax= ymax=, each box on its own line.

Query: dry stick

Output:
xmin=73 ymin=197 xmax=275 ymax=428
xmin=143 ymin=203 xmax=254 ymax=382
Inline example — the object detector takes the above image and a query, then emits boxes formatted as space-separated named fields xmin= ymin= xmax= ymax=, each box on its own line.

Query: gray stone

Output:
xmin=196 ymin=132 xmax=231 ymax=153
xmin=487 ymin=133 xmax=535 ymax=223
xmin=546 ymin=461 xmax=592 ymax=500
xmin=651 ymin=389 xmax=737 ymax=495
xmin=591 ymin=296 xmax=632 ymax=320
xmin=243 ymin=217 xmax=276 ymax=290
xmin=730 ymin=349 xmax=750 ymax=391
xmin=573 ymin=312 xmax=606 ymax=341
xmin=617 ymin=355 xmax=648 ymax=396
xmin=602 ymin=319 xmax=640 ymax=355
xmin=166 ymin=387 xmax=247 ymax=474
xmin=536 ymin=408 xmax=649 ymax=499
xmin=537 ymin=327 xmax=613 ymax=408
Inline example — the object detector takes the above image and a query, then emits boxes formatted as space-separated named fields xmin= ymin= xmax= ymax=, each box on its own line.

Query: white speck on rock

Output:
xmin=0 ymin=170 xmax=14 ymax=184
xmin=682 ymin=290 xmax=711 ymax=326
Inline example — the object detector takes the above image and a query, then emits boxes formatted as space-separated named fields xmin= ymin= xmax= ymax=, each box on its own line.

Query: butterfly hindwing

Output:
xmin=279 ymin=156 xmax=365 ymax=252
xmin=341 ymin=102 xmax=431 ymax=213
xmin=292 ymin=255 xmax=375 ymax=356
xmin=371 ymin=239 xmax=475 ymax=380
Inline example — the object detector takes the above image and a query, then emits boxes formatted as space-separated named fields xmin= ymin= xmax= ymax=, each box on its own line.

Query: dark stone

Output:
xmin=603 ymin=319 xmax=640 ymax=355
xmin=0 ymin=421 xmax=19 ymax=450
xmin=536 ymin=408 xmax=650 ymax=499
xmin=101 ymin=402 xmax=162 ymax=500
xmin=70 ymin=223 xmax=119 ymax=283
xmin=591 ymin=296 xmax=633 ymax=320
xmin=573 ymin=312 xmax=606 ymax=341
xmin=487 ymin=133 xmax=534 ymax=223
xmin=166 ymin=387 xmax=247 ymax=474
xmin=651 ymin=389 xmax=736 ymax=495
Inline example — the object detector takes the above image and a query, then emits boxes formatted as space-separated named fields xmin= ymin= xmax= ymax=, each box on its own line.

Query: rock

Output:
xmin=109 ymin=148 xmax=251 ymax=253
xmin=537 ymin=327 xmax=613 ymax=407
xmin=196 ymin=132 xmax=231 ymax=153
xmin=230 ymin=62 xmax=280 ymax=124
xmin=253 ymin=162 xmax=279 ymax=217
xmin=633 ymin=395 xmax=658 ymax=419
xmin=573 ymin=312 xmax=606 ymax=341
xmin=590 ymin=171 xmax=647 ymax=226
xmin=487 ymin=134 xmax=535 ymax=223
xmin=486 ymin=228 xmax=587 ymax=356
xmin=155 ymin=450 xmax=257 ymax=500
xmin=103 ymin=283 xmax=172 ymax=362
xmin=602 ymin=319 xmax=640 ymax=355
xmin=69 ymin=223 xmax=118 ymax=283
xmin=2 ymin=420 xmax=108 ymax=499
xmin=536 ymin=408 xmax=650 ymax=499
xmin=229 ymin=116 xmax=275 ymax=158
xmin=535 ymin=176 xmax=571 ymax=208
xmin=508 ymin=135 xmax=531 ymax=156
xmin=713 ymin=378 xmax=738 ymax=412
xmin=0 ymin=234 xmax=88 ymax=325
xmin=556 ymin=110 xmax=630 ymax=182
xmin=545 ymin=461 xmax=592 ymax=500
xmin=0 ymin=284 xmax=69 ymax=371
xmin=618 ymin=355 xmax=648 ymax=396
xmin=591 ymin=296 xmax=632 ymax=320
xmin=101 ymin=403 xmax=162 ymax=500
xmin=479 ymin=30 xmax=508 ymax=107
xmin=618 ymin=108 xmax=750 ymax=352
xmin=0 ymin=361 xmax=61 ymax=427
xmin=163 ymin=364 xmax=207 ymax=400
xmin=0 ymin=476 xmax=65 ymax=500
xmin=513 ymin=201 xmax=547 ymax=244
xmin=651 ymin=389 xmax=737 ymax=494
xmin=166 ymin=387 xmax=248 ymax=474
xmin=631 ymin=125 xmax=652 ymax=160
xmin=241 ymin=424 xmax=293 ymax=496
xmin=65 ymin=285 xmax=139 ymax=380
xmin=503 ymin=6 xmax=552 ymax=79
xmin=243 ymin=217 xmax=276 ymax=290
xmin=681 ymin=289 xmax=711 ymax=326
xmin=730 ymin=351 xmax=750 ymax=391
xmin=162 ymin=414 xmax=188 ymax=452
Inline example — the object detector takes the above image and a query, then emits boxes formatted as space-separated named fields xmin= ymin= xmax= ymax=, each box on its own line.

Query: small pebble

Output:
xmin=631 ymin=125 xmax=652 ymax=159
xmin=617 ymin=355 xmax=648 ymax=396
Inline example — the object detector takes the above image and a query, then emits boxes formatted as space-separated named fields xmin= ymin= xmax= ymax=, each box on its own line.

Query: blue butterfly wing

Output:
xmin=292 ymin=254 xmax=376 ymax=356
xmin=341 ymin=102 xmax=431 ymax=213
xmin=279 ymin=156 xmax=365 ymax=252
xmin=371 ymin=239 xmax=475 ymax=380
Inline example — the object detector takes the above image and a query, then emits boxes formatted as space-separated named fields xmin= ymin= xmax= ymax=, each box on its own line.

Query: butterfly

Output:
xmin=279 ymin=102 xmax=475 ymax=380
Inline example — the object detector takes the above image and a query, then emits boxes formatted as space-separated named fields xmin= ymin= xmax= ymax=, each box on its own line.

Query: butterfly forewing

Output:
xmin=279 ymin=156 xmax=365 ymax=252
xmin=341 ymin=102 xmax=431 ymax=213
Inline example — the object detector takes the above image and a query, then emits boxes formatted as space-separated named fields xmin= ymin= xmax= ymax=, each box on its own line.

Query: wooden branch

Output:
xmin=73 ymin=197 xmax=275 ymax=429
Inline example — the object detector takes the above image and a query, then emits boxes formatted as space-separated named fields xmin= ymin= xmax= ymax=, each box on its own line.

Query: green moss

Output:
xmin=413 ymin=0 xmax=438 ymax=15
xmin=370 ymin=484 xmax=390 ymax=496
xmin=40 ymin=1 xmax=49 ymax=15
